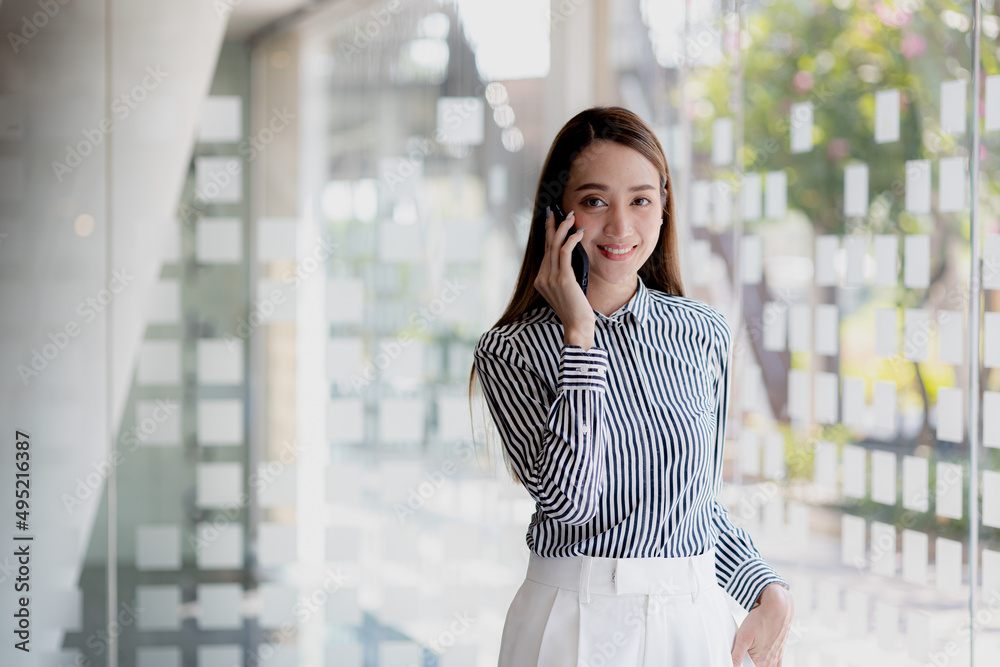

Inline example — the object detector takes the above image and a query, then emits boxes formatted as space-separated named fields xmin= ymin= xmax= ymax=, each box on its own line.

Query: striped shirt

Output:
xmin=473 ymin=274 xmax=789 ymax=611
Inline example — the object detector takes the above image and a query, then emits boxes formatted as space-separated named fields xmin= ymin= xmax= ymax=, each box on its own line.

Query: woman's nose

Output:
xmin=604 ymin=203 xmax=632 ymax=238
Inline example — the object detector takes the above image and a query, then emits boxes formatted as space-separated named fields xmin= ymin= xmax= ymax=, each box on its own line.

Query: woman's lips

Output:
xmin=597 ymin=245 xmax=636 ymax=260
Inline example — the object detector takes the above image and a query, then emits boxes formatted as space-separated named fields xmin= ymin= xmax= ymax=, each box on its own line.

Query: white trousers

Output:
xmin=497 ymin=546 xmax=756 ymax=667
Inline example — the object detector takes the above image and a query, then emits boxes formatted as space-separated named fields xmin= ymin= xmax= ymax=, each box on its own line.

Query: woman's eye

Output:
xmin=580 ymin=196 xmax=652 ymax=207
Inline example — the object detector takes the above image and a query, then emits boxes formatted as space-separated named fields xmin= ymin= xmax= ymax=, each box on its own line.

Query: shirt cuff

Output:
xmin=557 ymin=344 xmax=610 ymax=392
xmin=725 ymin=557 xmax=790 ymax=612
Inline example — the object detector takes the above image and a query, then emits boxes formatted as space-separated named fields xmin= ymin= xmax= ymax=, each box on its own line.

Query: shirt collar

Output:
xmin=587 ymin=275 xmax=651 ymax=328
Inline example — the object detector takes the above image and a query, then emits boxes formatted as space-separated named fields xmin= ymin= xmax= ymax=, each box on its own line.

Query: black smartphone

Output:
xmin=552 ymin=203 xmax=589 ymax=295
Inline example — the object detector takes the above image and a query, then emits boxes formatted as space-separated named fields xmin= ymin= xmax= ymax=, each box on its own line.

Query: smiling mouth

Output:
xmin=597 ymin=245 xmax=637 ymax=255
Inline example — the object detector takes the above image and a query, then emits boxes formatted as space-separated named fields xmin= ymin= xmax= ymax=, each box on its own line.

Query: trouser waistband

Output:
xmin=525 ymin=547 xmax=716 ymax=605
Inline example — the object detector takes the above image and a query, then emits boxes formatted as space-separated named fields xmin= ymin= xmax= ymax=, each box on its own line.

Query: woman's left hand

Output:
xmin=730 ymin=583 xmax=794 ymax=667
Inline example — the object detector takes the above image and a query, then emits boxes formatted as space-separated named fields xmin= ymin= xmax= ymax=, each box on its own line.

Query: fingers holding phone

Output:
xmin=535 ymin=206 xmax=595 ymax=337
xmin=545 ymin=205 xmax=579 ymax=275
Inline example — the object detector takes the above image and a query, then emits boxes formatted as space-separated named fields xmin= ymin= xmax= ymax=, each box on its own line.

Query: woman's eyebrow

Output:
xmin=573 ymin=182 xmax=657 ymax=192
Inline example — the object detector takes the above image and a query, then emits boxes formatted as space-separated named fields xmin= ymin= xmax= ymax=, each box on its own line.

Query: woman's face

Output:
xmin=561 ymin=140 xmax=665 ymax=287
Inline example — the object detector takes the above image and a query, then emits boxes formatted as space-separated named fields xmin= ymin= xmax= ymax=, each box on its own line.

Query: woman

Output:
xmin=468 ymin=106 xmax=794 ymax=666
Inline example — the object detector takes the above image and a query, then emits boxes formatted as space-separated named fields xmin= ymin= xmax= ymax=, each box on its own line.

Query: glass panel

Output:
xmin=672 ymin=0 xmax=990 ymax=663
xmin=287 ymin=2 xmax=546 ymax=662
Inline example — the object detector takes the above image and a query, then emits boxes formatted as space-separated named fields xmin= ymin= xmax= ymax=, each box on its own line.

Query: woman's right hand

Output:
xmin=534 ymin=206 xmax=596 ymax=347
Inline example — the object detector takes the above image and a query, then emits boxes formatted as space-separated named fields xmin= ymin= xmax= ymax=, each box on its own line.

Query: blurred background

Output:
xmin=0 ymin=0 xmax=999 ymax=665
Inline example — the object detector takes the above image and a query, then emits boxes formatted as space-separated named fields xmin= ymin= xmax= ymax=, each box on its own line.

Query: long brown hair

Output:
xmin=467 ymin=105 xmax=685 ymax=484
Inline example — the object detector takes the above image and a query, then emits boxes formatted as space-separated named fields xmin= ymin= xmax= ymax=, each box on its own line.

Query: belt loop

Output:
xmin=580 ymin=556 xmax=593 ymax=604
xmin=689 ymin=557 xmax=701 ymax=604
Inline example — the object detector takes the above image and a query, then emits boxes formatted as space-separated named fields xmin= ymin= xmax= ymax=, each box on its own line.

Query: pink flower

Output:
xmin=792 ymin=70 xmax=815 ymax=93
xmin=827 ymin=138 xmax=850 ymax=161
xmin=725 ymin=30 xmax=739 ymax=53
xmin=901 ymin=33 xmax=926 ymax=59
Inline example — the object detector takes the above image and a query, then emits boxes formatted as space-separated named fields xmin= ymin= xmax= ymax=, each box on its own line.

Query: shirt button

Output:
xmin=581 ymin=424 xmax=589 ymax=433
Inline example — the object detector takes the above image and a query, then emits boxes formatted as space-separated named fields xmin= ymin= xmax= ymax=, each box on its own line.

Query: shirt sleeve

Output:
xmin=473 ymin=330 xmax=611 ymax=526
xmin=708 ymin=314 xmax=791 ymax=612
